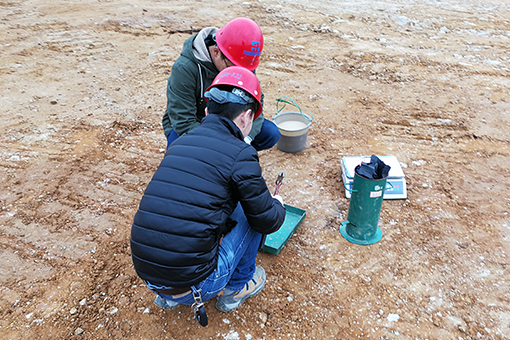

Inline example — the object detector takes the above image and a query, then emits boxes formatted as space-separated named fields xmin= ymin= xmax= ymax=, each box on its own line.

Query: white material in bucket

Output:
xmin=276 ymin=120 xmax=309 ymax=131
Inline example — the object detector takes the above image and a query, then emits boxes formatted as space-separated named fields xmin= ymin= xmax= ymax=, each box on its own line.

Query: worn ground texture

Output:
xmin=1 ymin=0 xmax=510 ymax=339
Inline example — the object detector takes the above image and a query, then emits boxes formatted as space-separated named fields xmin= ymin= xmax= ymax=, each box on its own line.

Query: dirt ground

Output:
xmin=1 ymin=0 xmax=510 ymax=339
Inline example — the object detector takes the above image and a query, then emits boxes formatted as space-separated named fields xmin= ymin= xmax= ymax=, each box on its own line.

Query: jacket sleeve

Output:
xmin=231 ymin=146 xmax=286 ymax=235
xmin=164 ymin=58 xmax=202 ymax=137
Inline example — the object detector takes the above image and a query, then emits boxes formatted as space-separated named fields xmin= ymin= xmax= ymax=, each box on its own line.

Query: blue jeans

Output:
xmin=146 ymin=203 xmax=262 ymax=305
xmin=251 ymin=119 xmax=281 ymax=151
xmin=166 ymin=118 xmax=281 ymax=151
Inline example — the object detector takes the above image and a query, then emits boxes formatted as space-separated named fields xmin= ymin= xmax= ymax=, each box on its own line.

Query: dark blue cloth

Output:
xmin=250 ymin=118 xmax=281 ymax=151
xmin=355 ymin=155 xmax=391 ymax=179
xmin=165 ymin=129 xmax=179 ymax=149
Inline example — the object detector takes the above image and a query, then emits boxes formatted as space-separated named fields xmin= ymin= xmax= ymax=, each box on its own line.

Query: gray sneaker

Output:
xmin=216 ymin=266 xmax=266 ymax=312
xmin=154 ymin=295 xmax=179 ymax=309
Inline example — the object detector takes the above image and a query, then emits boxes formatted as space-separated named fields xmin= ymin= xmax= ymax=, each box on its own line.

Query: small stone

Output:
xmin=70 ymin=307 xmax=78 ymax=315
xmin=258 ymin=312 xmax=268 ymax=324
xmin=79 ymin=298 xmax=87 ymax=306
xmin=394 ymin=16 xmax=410 ymax=26
xmin=74 ymin=327 xmax=84 ymax=335
xmin=387 ymin=313 xmax=399 ymax=322
xmin=70 ymin=282 xmax=82 ymax=291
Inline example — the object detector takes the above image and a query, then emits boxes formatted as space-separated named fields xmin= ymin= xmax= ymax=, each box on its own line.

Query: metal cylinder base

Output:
xmin=340 ymin=221 xmax=382 ymax=245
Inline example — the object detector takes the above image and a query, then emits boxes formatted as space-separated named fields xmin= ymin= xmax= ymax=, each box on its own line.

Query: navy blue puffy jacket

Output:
xmin=130 ymin=114 xmax=285 ymax=288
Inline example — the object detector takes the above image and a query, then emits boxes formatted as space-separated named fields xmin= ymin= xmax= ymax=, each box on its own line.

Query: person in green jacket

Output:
xmin=162 ymin=17 xmax=280 ymax=150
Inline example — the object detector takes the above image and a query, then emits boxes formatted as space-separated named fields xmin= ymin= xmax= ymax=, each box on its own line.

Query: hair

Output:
xmin=206 ymin=85 xmax=259 ymax=121
xmin=204 ymin=33 xmax=232 ymax=64
xmin=204 ymin=33 xmax=216 ymax=48
xmin=219 ymin=51 xmax=230 ymax=63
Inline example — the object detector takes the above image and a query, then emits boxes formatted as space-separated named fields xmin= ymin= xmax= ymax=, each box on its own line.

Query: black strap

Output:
xmin=194 ymin=304 xmax=208 ymax=327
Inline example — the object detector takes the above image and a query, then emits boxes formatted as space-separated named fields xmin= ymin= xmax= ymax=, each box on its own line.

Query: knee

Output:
xmin=254 ymin=120 xmax=280 ymax=151
xmin=266 ymin=120 xmax=281 ymax=142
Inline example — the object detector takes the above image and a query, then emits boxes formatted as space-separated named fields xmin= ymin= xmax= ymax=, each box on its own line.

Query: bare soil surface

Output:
xmin=1 ymin=0 xmax=510 ymax=339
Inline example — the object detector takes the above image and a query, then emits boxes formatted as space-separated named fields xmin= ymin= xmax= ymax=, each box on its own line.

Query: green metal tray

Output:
xmin=261 ymin=204 xmax=306 ymax=255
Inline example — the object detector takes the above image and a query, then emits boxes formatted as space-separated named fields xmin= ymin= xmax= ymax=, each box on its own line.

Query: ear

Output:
xmin=205 ymin=107 xmax=209 ymax=116
xmin=241 ymin=109 xmax=253 ymax=128
xmin=211 ymin=45 xmax=221 ymax=58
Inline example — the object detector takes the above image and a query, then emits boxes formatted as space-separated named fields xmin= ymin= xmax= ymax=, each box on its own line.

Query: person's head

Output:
xmin=208 ymin=17 xmax=263 ymax=72
xmin=204 ymin=66 xmax=262 ymax=137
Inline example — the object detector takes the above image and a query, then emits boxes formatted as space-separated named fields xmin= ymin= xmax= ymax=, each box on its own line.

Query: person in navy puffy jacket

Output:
xmin=130 ymin=66 xmax=285 ymax=323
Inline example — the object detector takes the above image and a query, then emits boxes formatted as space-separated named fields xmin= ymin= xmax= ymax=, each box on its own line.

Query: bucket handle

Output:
xmin=344 ymin=181 xmax=393 ymax=193
xmin=344 ymin=182 xmax=358 ymax=193
xmin=274 ymin=96 xmax=313 ymax=122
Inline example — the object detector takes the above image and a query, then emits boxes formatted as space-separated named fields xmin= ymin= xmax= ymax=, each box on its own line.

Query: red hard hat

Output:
xmin=216 ymin=17 xmax=263 ymax=71
xmin=206 ymin=66 xmax=262 ymax=119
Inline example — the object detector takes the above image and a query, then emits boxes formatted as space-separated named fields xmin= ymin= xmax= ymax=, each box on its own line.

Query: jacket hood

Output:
xmin=193 ymin=27 xmax=218 ymax=62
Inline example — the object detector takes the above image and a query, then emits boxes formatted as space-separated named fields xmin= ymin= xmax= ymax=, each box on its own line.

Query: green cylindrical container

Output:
xmin=340 ymin=166 xmax=388 ymax=245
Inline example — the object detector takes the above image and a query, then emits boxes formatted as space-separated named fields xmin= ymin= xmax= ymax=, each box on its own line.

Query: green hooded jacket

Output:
xmin=162 ymin=27 xmax=264 ymax=141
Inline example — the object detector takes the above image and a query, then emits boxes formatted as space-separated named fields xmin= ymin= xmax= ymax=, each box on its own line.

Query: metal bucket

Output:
xmin=273 ymin=97 xmax=313 ymax=153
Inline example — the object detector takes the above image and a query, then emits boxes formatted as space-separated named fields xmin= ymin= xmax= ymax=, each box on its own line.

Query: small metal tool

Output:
xmin=274 ymin=172 xmax=285 ymax=195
